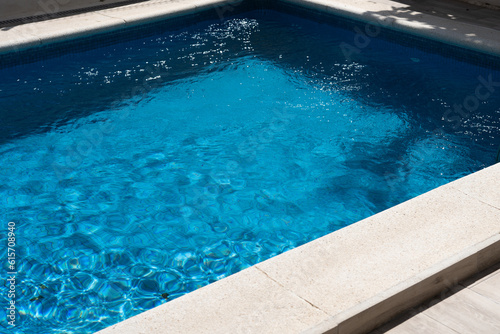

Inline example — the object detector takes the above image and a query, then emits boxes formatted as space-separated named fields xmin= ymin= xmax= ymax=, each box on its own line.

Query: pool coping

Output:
xmin=280 ymin=0 xmax=500 ymax=57
xmin=2 ymin=0 xmax=500 ymax=56
xmin=304 ymin=233 xmax=500 ymax=334
xmin=0 ymin=0 xmax=244 ymax=55
xmin=1 ymin=0 xmax=499 ymax=333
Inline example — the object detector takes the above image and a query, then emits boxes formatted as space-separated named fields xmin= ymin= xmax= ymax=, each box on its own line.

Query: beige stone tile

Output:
xmin=471 ymin=269 xmax=500 ymax=304
xmin=256 ymin=187 xmax=500 ymax=317
xmin=99 ymin=0 xmax=199 ymax=26
xmin=98 ymin=0 xmax=241 ymax=26
xmin=289 ymin=0 xmax=500 ymax=55
xmin=0 ymin=0 xmax=137 ymax=22
xmin=25 ymin=12 xmax=126 ymax=45
xmin=96 ymin=266 xmax=328 ymax=334
xmin=333 ymin=236 xmax=500 ymax=334
xmin=385 ymin=313 xmax=458 ymax=334
xmin=448 ymin=164 xmax=500 ymax=211
xmin=300 ymin=317 xmax=339 ymax=334
xmin=424 ymin=289 xmax=500 ymax=333
xmin=0 ymin=25 xmax=40 ymax=54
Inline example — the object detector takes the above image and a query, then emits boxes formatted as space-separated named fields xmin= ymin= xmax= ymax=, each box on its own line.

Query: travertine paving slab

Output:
xmin=15 ymin=12 xmax=126 ymax=46
xmin=0 ymin=0 xmax=240 ymax=54
xmin=98 ymin=0 xmax=199 ymax=26
xmin=282 ymin=0 xmax=500 ymax=55
xmin=96 ymin=266 xmax=328 ymax=334
xmin=448 ymin=163 xmax=500 ymax=210
xmin=0 ymin=25 xmax=40 ymax=53
xmin=0 ymin=0 xmax=137 ymax=22
xmin=256 ymin=186 xmax=500 ymax=316
xmin=98 ymin=0 xmax=238 ymax=27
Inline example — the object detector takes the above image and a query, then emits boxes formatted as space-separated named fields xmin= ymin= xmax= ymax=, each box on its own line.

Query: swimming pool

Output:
xmin=1 ymin=4 xmax=499 ymax=333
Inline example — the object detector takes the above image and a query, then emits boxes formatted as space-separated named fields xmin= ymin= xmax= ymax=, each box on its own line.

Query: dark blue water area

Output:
xmin=0 ymin=8 xmax=499 ymax=333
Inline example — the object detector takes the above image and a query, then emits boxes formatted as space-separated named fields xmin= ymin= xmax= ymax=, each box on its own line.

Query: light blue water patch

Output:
xmin=0 ymin=10 xmax=499 ymax=334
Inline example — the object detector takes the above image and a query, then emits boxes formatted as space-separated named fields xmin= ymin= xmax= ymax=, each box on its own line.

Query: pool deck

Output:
xmin=0 ymin=0 xmax=499 ymax=333
xmin=371 ymin=263 xmax=500 ymax=333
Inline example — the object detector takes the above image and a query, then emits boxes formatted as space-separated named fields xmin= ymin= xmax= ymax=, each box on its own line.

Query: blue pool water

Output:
xmin=1 ymin=8 xmax=500 ymax=333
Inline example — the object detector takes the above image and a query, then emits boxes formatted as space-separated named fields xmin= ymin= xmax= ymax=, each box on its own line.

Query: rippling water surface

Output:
xmin=0 ymin=9 xmax=499 ymax=333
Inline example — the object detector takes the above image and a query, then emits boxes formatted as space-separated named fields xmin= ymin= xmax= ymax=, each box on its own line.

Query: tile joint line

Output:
xmin=450 ymin=185 xmax=500 ymax=212
xmin=254 ymin=265 xmax=330 ymax=316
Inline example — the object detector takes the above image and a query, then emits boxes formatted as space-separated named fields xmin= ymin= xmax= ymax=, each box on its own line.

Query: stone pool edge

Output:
xmin=0 ymin=0 xmax=244 ymax=55
xmin=1 ymin=0 xmax=499 ymax=333
xmin=303 ymin=233 xmax=500 ymax=334
xmin=2 ymin=0 xmax=500 ymax=56
xmin=281 ymin=0 xmax=500 ymax=57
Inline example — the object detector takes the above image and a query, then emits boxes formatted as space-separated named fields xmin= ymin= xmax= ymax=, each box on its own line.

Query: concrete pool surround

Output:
xmin=0 ymin=0 xmax=499 ymax=333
